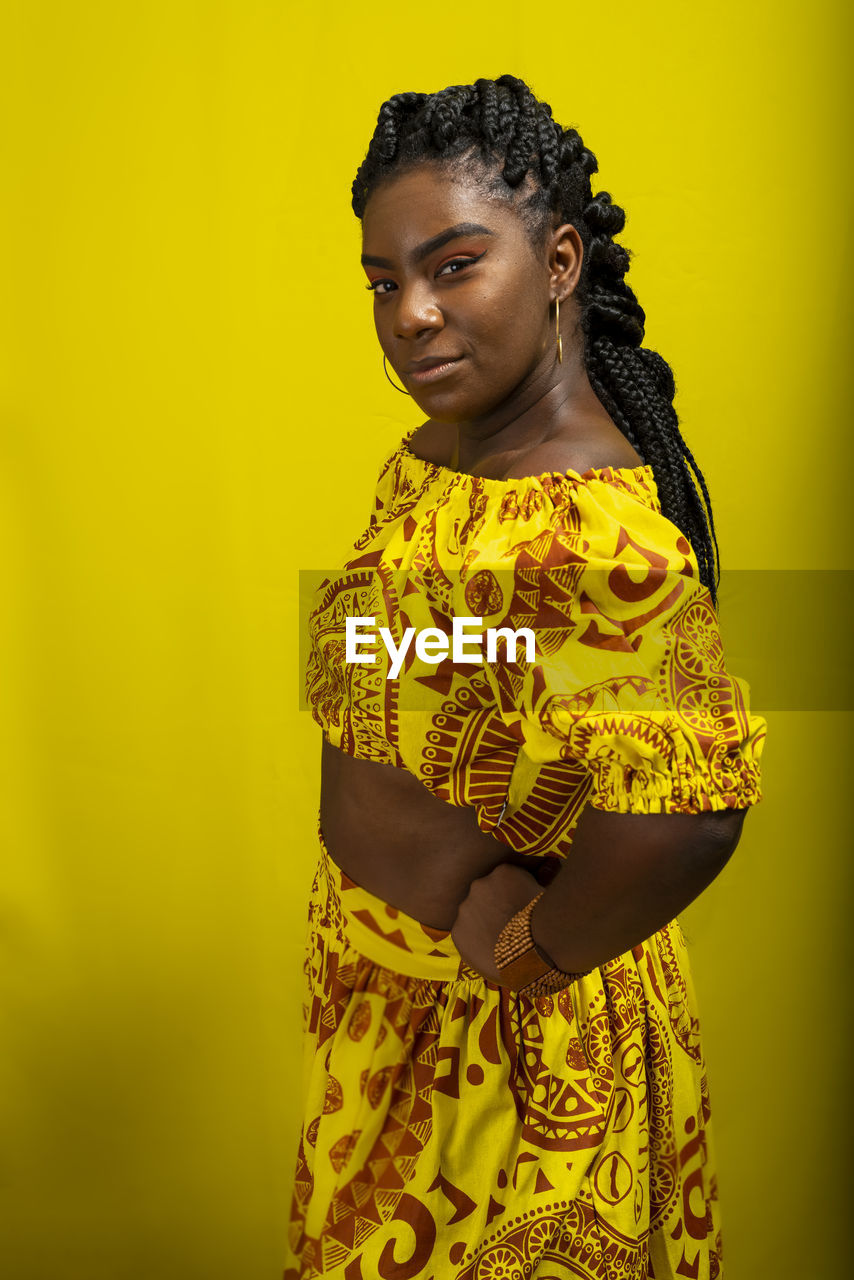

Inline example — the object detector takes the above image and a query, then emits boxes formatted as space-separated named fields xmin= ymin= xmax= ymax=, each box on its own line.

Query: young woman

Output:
xmin=286 ymin=74 xmax=766 ymax=1280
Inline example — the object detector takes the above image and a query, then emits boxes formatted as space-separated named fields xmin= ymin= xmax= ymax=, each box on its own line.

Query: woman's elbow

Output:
xmin=697 ymin=806 xmax=749 ymax=865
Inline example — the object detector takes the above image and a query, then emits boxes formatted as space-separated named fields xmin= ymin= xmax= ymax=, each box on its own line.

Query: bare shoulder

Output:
xmin=406 ymin=419 xmax=456 ymax=466
xmin=502 ymin=431 xmax=644 ymax=480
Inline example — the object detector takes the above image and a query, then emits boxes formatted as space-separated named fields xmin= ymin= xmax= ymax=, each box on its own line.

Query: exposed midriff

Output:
xmin=319 ymin=735 xmax=553 ymax=930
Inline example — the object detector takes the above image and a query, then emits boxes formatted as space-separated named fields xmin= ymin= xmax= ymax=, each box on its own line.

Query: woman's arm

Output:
xmin=450 ymin=806 xmax=747 ymax=983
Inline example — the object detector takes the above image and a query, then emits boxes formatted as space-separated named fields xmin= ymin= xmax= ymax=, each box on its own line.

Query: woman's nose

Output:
xmin=393 ymin=284 xmax=444 ymax=339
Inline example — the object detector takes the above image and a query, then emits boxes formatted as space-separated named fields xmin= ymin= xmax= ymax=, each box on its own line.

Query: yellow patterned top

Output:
xmin=306 ymin=426 xmax=766 ymax=858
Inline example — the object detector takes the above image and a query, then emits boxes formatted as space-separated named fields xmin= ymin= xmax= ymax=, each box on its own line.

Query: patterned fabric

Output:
xmin=283 ymin=822 xmax=724 ymax=1279
xmin=289 ymin=427 xmax=767 ymax=1277
xmin=306 ymin=426 xmax=766 ymax=860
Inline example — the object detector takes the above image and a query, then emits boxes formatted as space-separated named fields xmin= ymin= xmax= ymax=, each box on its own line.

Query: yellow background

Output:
xmin=1 ymin=2 xmax=851 ymax=1276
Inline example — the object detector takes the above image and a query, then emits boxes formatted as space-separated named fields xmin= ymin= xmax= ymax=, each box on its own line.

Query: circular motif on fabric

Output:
xmin=593 ymin=1151 xmax=633 ymax=1205
xmin=348 ymin=1001 xmax=372 ymax=1042
xmin=650 ymin=1156 xmax=677 ymax=1229
xmin=634 ymin=1173 xmax=645 ymax=1223
xmin=473 ymin=1243 xmax=526 ymax=1279
xmin=367 ymin=1066 xmax=393 ymax=1109
xmin=619 ymin=1043 xmax=645 ymax=1086
xmin=612 ymin=1087 xmax=635 ymax=1133
xmin=328 ymin=1129 xmax=361 ymax=1173
xmin=674 ymin=595 xmax=723 ymax=676
xmin=556 ymin=989 xmax=575 ymax=1025
xmin=673 ymin=685 xmax=721 ymax=735
xmin=466 ymin=1064 xmax=485 ymax=1086
xmin=523 ymin=1214 xmax=559 ymax=1262
xmin=585 ymin=1007 xmax=615 ymax=1082
xmin=323 ymin=1074 xmax=343 ymax=1114
xmin=464 ymin=569 xmax=504 ymax=617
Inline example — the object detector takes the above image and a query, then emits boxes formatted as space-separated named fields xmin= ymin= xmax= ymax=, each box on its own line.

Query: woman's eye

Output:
xmin=436 ymin=253 xmax=485 ymax=277
xmin=364 ymin=251 xmax=485 ymax=295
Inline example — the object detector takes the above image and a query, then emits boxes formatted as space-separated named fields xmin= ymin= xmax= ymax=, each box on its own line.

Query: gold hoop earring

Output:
xmin=555 ymin=295 xmax=563 ymax=365
xmin=383 ymin=354 xmax=411 ymax=395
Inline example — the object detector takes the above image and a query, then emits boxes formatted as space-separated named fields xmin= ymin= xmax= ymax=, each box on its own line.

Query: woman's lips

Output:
xmin=405 ymin=356 xmax=464 ymax=385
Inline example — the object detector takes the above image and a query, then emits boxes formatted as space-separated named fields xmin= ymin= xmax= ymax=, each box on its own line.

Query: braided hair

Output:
xmin=351 ymin=74 xmax=721 ymax=607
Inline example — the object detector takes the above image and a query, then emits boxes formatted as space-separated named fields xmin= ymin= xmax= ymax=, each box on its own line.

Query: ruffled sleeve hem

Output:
xmin=580 ymin=719 xmax=767 ymax=815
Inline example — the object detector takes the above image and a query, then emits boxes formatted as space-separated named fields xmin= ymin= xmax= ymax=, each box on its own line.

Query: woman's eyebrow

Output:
xmin=361 ymin=222 xmax=494 ymax=269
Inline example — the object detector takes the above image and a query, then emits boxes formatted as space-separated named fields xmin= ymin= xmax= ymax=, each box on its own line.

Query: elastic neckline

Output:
xmin=397 ymin=424 xmax=657 ymax=495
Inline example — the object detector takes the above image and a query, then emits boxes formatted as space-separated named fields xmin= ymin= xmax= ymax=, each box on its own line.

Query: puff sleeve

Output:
xmin=458 ymin=476 xmax=767 ymax=816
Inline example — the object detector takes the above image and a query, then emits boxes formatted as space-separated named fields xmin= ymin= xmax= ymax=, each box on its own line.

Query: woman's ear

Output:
xmin=548 ymin=222 xmax=584 ymax=301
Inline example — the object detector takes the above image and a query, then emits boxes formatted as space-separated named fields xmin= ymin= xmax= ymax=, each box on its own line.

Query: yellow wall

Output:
xmin=1 ymin=2 xmax=850 ymax=1276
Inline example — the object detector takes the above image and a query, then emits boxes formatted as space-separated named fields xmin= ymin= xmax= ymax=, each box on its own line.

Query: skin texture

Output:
xmin=320 ymin=163 xmax=748 ymax=987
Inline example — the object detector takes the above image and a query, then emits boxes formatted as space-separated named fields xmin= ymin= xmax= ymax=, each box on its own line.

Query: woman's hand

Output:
xmin=450 ymin=862 xmax=543 ymax=984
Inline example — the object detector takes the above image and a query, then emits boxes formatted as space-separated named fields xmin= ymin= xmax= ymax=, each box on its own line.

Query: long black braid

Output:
xmin=351 ymin=75 xmax=721 ymax=607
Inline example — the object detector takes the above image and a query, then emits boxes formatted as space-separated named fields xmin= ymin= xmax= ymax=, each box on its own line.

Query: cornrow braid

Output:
xmin=351 ymin=75 xmax=721 ymax=606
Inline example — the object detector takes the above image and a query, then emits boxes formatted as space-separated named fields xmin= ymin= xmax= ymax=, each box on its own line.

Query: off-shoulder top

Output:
xmin=305 ymin=426 xmax=767 ymax=858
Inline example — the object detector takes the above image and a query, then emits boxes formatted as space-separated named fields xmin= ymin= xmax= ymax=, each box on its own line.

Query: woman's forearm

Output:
xmin=530 ymin=804 xmax=747 ymax=975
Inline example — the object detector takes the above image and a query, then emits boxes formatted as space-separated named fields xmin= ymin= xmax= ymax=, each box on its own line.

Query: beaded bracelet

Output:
xmin=493 ymin=892 xmax=591 ymax=996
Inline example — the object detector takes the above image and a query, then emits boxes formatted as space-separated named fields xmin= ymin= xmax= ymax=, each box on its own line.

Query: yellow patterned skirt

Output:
xmin=283 ymin=822 xmax=723 ymax=1280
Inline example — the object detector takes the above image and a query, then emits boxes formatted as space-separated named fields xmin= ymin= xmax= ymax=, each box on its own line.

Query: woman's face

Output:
xmin=361 ymin=164 xmax=562 ymax=425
